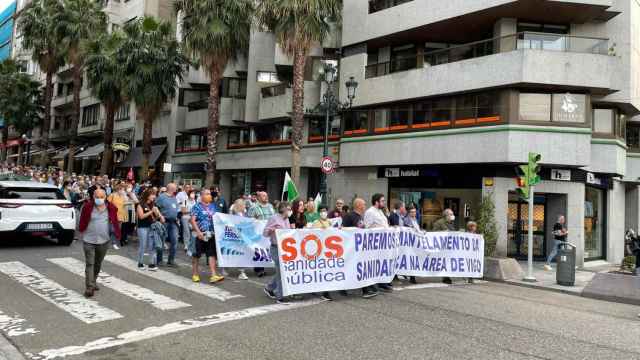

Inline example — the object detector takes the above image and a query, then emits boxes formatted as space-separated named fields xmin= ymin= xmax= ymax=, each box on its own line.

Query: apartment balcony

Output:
xmin=344 ymin=32 xmax=617 ymax=107
xmin=344 ymin=0 xmax=615 ymax=46
xmin=258 ymin=82 xmax=321 ymax=121
xmin=51 ymin=94 xmax=73 ymax=109
xmin=183 ymin=97 xmax=246 ymax=130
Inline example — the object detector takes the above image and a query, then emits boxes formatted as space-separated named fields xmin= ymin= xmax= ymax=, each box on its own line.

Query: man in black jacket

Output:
xmin=389 ymin=201 xmax=406 ymax=227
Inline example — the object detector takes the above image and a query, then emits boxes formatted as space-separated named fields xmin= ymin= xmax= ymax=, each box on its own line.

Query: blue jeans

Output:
xmin=265 ymin=245 xmax=283 ymax=300
xmin=157 ymin=220 xmax=178 ymax=264
xmin=137 ymin=227 xmax=155 ymax=265
xmin=546 ymin=240 xmax=563 ymax=265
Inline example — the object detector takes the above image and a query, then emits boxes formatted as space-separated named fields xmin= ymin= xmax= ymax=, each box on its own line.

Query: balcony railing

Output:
xmin=365 ymin=32 xmax=610 ymax=79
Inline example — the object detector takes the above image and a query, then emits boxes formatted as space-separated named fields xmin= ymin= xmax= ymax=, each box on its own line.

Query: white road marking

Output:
xmin=0 ymin=262 xmax=122 ymax=324
xmin=27 ymin=299 xmax=322 ymax=360
xmin=48 ymin=258 xmax=191 ymax=311
xmin=104 ymin=255 xmax=243 ymax=302
xmin=394 ymin=283 xmax=450 ymax=291
xmin=0 ymin=310 xmax=39 ymax=337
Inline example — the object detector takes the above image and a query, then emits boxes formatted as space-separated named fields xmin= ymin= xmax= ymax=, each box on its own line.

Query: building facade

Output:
xmin=180 ymin=0 xmax=640 ymax=269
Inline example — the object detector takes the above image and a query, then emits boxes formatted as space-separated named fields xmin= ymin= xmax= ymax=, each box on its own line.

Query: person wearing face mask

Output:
xmin=190 ymin=189 xmax=224 ymax=283
xmin=181 ymin=190 xmax=197 ymax=253
xmin=263 ymin=202 xmax=292 ymax=304
xmin=136 ymin=189 xmax=164 ymax=271
xmin=78 ymin=189 xmax=121 ymax=298
xmin=311 ymin=206 xmax=332 ymax=229
xmin=107 ymin=182 xmax=129 ymax=249
xmin=432 ymin=208 xmax=456 ymax=284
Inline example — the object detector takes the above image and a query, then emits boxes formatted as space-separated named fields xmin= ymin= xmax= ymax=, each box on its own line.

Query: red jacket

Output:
xmin=78 ymin=200 xmax=121 ymax=240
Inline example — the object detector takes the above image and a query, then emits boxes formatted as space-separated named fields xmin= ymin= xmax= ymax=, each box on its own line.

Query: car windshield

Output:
xmin=0 ymin=187 xmax=66 ymax=200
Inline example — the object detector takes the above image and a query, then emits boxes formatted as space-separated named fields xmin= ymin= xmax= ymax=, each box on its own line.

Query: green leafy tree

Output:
xmin=478 ymin=191 xmax=499 ymax=257
xmin=85 ymin=32 xmax=125 ymax=176
xmin=175 ymin=0 xmax=253 ymax=187
xmin=119 ymin=17 xmax=188 ymax=178
xmin=257 ymin=0 xmax=342 ymax=185
xmin=55 ymin=0 xmax=108 ymax=174
xmin=0 ymin=60 xmax=42 ymax=162
xmin=17 ymin=0 xmax=65 ymax=167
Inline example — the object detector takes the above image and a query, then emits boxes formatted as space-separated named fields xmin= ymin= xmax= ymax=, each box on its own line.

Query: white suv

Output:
xmin=0 ymin=181 xmax=76 ymax=245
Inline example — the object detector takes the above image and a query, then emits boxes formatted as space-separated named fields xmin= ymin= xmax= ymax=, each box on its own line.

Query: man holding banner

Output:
xmin=263 ymin=202 xmax=293 ymax=304
xmin=364 ymin=193 xmax=393 ymax=293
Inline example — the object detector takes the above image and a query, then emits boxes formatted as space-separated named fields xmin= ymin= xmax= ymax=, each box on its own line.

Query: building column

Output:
xmin=483 ymin=177 xmax=509 ymax=258
xmin=493 ymin=18 xmax=517 ymax=52
xmin=607 ymin=179 xmax=626 ymax=264
xmin=624 ymin=184 xmax=640 ymax=232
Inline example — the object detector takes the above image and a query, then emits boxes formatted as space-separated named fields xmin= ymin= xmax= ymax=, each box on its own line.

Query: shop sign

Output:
xmin=384 ymin=168 xmax=420 ymax=178
xmin=552 ymin=93 xmax=585 ymax=123
xmin=112 ymin=143 xmax=130 ymax=152
xmin=162 ymin=162 xmax=172 ymax=173
xmin=586 ymin=172 xmax=603 ymax=186
xmin=551 ymin=169 xmax=571 ymax=181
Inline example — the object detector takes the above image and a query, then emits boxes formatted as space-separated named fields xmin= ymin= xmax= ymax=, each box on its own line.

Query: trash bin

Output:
xmin=556 ymin=242 xmax=576 ymax=286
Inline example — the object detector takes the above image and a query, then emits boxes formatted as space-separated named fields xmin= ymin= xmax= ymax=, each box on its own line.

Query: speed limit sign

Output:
xmin=320 ymin=156 xmax=336 ymax=174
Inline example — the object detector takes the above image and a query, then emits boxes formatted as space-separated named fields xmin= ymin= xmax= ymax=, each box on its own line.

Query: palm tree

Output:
xmin=55 ymin=0 xmax=108 ymax=174
xmin=0 ymin=60 xmax=42 ymax=162
xmin=175 ymin=0 xmax=253 ymax=187
xmin=257 ymin=0 xmax=342 ymax=185
xmin=85 ymin=32 xmax=125 ymax=176
xmin=17 ymin=0 xmax=65 ymax=167
xmin=118 ymin=17 xmax=188 ymax=178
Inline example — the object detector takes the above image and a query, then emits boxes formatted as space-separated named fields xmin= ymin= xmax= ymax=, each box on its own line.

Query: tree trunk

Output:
xmin=141 ymin=109 xmax=153 ymax=180
xmin=290 ymin=46 xmax=307 ymax=186
xmin=66 ymin=65 xmax=82 ymax=174
xmin=205 ymin=65 xmax=223 ymax=188
xmin=100 ymin=104 xmax=116 ymax=176
xmin=39 ymin=71 xmax=54 ymax=168
xmin=1 ymin=126 xmax=8 ymax=162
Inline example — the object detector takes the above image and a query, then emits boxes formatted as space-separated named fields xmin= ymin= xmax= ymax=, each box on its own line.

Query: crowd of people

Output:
xmin=1 ymin=164 xmax=477 ymax=304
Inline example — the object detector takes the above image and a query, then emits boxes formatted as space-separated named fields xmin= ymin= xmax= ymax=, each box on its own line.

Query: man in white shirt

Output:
xmin=363 ymin=193 xmax=393 ymax=293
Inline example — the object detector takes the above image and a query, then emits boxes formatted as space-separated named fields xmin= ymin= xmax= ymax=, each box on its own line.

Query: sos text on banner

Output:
xmin=213 ymin=213 xmax=275 ymax=268
xmin=276 ymin=227 xmax=484 ymax=296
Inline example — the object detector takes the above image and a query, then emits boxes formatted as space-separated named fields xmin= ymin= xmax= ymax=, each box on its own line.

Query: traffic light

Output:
xmin=515 ymin=152 xmax=542 ymax=200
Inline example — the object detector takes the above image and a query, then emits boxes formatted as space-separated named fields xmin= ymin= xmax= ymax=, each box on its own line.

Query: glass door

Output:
xmin=508 ymin=195 xmax=547 ymax=260
xmin=584 ymin=187 xmax=605 ymax=260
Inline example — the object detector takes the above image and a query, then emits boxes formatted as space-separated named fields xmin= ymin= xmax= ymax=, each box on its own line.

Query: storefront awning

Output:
xmin=74 ymin=144 xmax=104 ymax=159
xmin=52 ymin=149 xmax=69 ymax=160
xmin=117 ymin=145 xmax=166 ymax=168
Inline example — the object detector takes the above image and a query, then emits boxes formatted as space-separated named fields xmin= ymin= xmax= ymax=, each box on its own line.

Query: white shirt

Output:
xmin=176 ymin=191 xmax=188 ymax=205
xmin=364 ymin=206 xmax=389 ymax=229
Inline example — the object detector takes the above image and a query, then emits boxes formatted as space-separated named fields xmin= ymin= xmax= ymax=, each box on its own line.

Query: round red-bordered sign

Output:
xmin=320 ymin=156 xmax=336 ymax=174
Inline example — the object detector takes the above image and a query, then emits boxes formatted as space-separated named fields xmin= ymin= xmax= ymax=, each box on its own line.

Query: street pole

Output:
xmin=319 ymin=92 xmax=330 ymax=209
xmin=524 ymin=184 xmax=536 ymax=282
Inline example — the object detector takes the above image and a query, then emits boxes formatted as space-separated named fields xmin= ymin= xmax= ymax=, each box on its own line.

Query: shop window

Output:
xmin=519 ymin=93 xmax=551 ymax=122
xmin=593 ymin=109 xmax=614 ymax=134
xmin=431 ymin=98 xmax=452 ymax=127
xmin=343 ymin=111 xmax=369 ymax=135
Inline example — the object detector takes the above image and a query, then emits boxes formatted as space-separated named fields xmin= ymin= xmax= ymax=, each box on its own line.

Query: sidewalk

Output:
xmin=503 ymin=261 xmax=616 ymax=296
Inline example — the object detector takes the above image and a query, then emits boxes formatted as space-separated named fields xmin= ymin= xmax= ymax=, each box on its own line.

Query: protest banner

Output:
xmin=276 ymin=227 xmax=484 ymax=296
xmin=213 ymin=213 xmax=275 ymax=268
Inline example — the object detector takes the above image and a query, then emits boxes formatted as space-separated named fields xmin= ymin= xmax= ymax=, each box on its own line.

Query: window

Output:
xmin=343 ymin=111 xmax=369 ymax=135
xmin=115 ymin=103 xmax=130 ymax=122
xmin=373 ymin=109 xmax=391 ymax=132
xmin=369 ymin=0 xmax=413 ymax=13
xmin=519 ymin=94 xmax=551 ymax=122
xmin=432 ymin=98 xmax=452 ymax=126
xmin=261 ymin=83 xmax=287 ymax=98
xmin=413 ymin=101 xmax=431 ymax=128
xmin=81 ymin=104 xmax=100 ymax=127
xmin=221 ymin=78 xmax=247 ymax=98
xmin=389 ymin=106 xmax=410 ymax=129
xmin=593 ymin=109 xmax=613 ymax=134
xmin=0 ymin=187 xmax=65 ymax=200
xmin=627 ymin=123 xmax=640 ymax=150
xmin=309 ymin=117 xmax=341 ymax=141
xmin=477 ymin=93 xmax=500 ymax=119
xmin=228 ymin=128 xmax=250 ymax=147
xmin=257 ymin=71 xmax=279 ymax=83
xmin=175 ymin=132 xmax=206 ymax=153
xmin=56 ymin=83 xmax=64 ymax=97
xmin=455 ymin=95 xmax=476 ymax=121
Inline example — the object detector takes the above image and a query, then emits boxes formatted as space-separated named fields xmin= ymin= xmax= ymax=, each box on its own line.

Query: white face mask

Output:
xmin=449 ymin=215 xmax=456 ymax=222
xmin=320 ymin=211 xmax=328 ymax=219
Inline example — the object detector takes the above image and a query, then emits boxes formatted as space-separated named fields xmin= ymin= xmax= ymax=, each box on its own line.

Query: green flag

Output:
xmin=282 ymin=171 xmax=299 ymax=202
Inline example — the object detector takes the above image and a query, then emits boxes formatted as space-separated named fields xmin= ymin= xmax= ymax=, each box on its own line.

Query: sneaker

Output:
xmin=83 ymin=288 xmax=94 ymax=298
xmin=544 ymin=264 xmax=553 ymax=271
xmin=378 ymin=284 xmax=393 ymax=292
xmin=238 ymin=271 xmax=248 ymax=280
xmin=256 ymin=271 xmax=266 ymax=278
xmin=409 ymin=276 xmax=417 ymax=284
xmin=276 ymin=298 xmax=291 ymax=305
xmin=442 ymin=277 xmax=453 ymax=285
xmin=112 ymin=244 xmax=120 ymax=250
xmin=209 ymin=274 xmax=224 ymax=283
xmin=263 ymin=288 xmax=276 ymax=299
xmin=148 ymin=265 xmax=158 ymax=271
xmin=362 ymin=289 xmax=378 ymax=299
xmin=137 ymin=263 xmax=145 ymax=270
xmin=192 ymin=274 xmax=200 ymax=283
xmin=320 ymin=292 xmax=333 ymax=301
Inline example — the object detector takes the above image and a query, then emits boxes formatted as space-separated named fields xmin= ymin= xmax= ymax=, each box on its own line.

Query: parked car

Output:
xmin=0 ymin=181 xmax=75 ymax=245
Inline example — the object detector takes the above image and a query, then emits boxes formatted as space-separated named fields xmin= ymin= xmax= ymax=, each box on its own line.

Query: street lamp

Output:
xmin=307 ymin=62 xmax=358 ymax=208
xmin=21 ymin=133 xmax=32 ymax=166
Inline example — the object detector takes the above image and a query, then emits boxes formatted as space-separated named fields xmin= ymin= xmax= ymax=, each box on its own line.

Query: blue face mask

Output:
xmin=94 ymin=198 xmax=105 ymax=206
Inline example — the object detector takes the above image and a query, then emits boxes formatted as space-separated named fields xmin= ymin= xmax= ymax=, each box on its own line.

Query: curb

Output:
xmin=0 ymin=334 xmax=26 ymax=360
xmin=500 ymin=279 xmax=584 ymax=298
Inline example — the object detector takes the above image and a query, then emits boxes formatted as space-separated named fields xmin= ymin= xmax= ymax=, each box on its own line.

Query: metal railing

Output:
xmin=365 ymin=32 xmax=610 ymax=79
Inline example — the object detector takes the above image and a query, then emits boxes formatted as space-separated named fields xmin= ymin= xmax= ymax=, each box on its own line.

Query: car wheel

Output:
xmin=57 ymin=231 xmax=75 ymax=246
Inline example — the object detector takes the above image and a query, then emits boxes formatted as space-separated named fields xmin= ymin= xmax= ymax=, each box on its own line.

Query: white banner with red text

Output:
xmin=276 ymin=227 xmax=484 ymax=296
